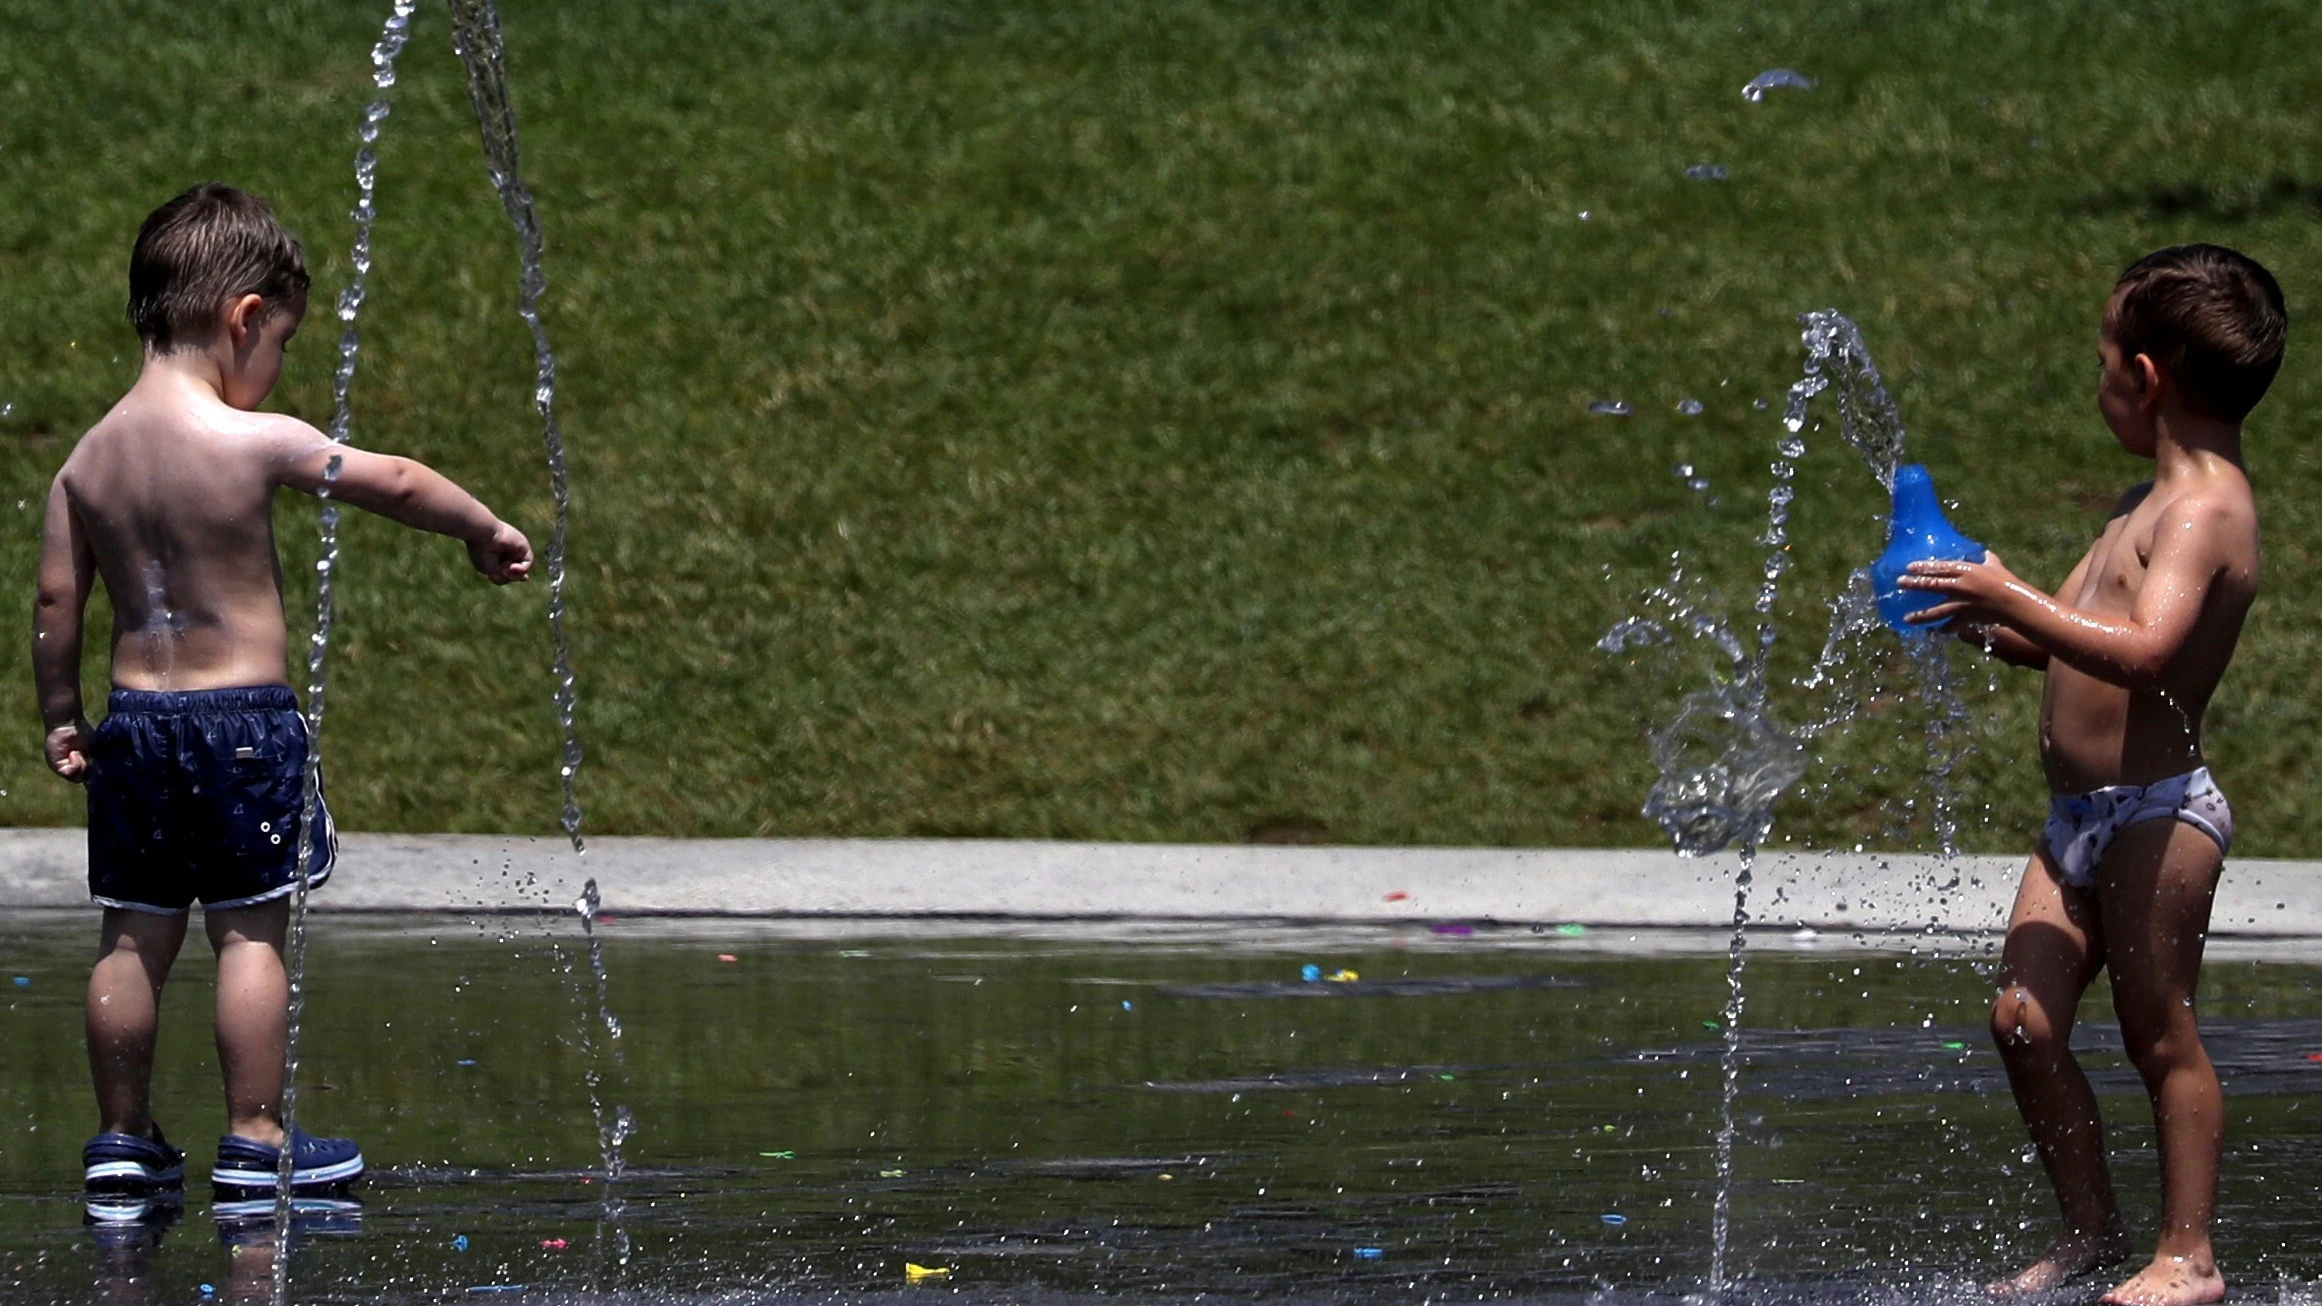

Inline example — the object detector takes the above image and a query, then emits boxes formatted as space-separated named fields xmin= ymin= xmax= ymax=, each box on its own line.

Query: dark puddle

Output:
xmin=2 ymin=918 xmax=2318 ymax=1303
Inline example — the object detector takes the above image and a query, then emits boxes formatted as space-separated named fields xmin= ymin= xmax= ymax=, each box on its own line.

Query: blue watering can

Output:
xmin=1870 ymin=464 xmax=1985 ymax=635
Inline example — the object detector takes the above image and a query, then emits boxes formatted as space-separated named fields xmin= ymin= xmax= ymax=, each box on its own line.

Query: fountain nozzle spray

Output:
xmin=1870 ymin=463 xmax=1984 ymax=635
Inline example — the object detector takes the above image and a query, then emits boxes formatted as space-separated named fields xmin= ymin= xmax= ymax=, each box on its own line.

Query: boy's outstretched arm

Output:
xmin=1900 ymin=497 xmax=2235 ymax=688
xmin=32 ymin=478 xmax=96 ymax=780
xmin=270 ymin=426 xmax=533 ymax=584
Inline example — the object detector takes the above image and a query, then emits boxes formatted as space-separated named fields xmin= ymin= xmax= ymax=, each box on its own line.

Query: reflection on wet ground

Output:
xmin=3 ymin=917 xmax=2319 ymax=1302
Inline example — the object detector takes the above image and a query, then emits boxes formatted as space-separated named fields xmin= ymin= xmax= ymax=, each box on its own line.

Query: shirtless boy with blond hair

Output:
xmin=34 ymin=183 xmax=532 ymax=1212
xmin=1902 ymin=244 xmax=2285 ymax=1306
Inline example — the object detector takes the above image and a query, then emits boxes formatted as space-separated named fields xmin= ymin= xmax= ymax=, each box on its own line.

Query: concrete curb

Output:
xmin=4 ymin=829 xmax=2321 ymax=936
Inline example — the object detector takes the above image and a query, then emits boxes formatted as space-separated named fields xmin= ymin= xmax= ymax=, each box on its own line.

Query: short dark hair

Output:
xmin=2108 ymin=244 xmax=2287 ymax=421
xmin=127 ymin=183 xmax=310 ymax=354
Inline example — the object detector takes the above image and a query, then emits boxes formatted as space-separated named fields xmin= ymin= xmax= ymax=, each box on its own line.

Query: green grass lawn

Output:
xmin=3 ymin=0 xmax=2320 ymax=853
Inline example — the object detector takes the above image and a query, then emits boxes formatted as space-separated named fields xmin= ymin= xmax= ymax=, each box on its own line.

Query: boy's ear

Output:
xmin=2131 ymin=352 xmax=2165 ymax=411
xmin=223 ymin=293 xmax=267 ymax=348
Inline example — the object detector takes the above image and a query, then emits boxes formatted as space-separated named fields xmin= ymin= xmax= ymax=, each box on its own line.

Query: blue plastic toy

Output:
xmin=1870 ymin=463 xmax=1985 ymax=635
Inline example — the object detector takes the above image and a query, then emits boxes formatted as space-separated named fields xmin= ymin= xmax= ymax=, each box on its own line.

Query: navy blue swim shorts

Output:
xmin=86 ymin=686 xmax=336 ymax=915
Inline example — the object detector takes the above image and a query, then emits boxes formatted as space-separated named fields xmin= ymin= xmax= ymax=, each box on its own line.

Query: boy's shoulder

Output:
xmin=65 ymin=395 xmax=328 ymax=483
xmin=2128 ymin=468 xmax=2259 ymax=565
xmin=2167 ymin=461 xmax=2258 ymax=521
xmin=2116 ymin=463 xmax=2256 ymax=521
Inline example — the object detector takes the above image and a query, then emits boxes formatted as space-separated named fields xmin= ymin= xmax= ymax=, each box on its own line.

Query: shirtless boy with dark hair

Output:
xmin=34 ymin=182 xmax=533 ymax=1212
xmin=1902 ymin=243 xmax=2286 ymax=1306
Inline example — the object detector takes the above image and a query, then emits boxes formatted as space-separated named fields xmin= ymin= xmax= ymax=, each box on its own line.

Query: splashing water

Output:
xmin=1684 ymin=163 xmax=1730 ymax=182
xmin=1725 ymin=423 xmax=1811 ymax=1292
xmin=1784 ymin=310 xmax=1908 ymax=491
xmin=273 ymin=5 xmax=416 ymax=1289
xmin=1794 ymin=568 xmax=1883 ymax=732
xmin=1907 ymin=641 xmax=1974 ymax=864
xmin=1705 ymin=847 xmax=1754 ymax=1295
xmin=1600 ymin=585 xmax=1802 ymax=858
xmin=445 ymin=0 xmax=629 ymax=1268
xmin=1601 ymin=309 xmax=2004 ymax=1288
xmin=1783 ymin=310 xmax=1979 ymax=862
xmin=1741 ymin=68 xmax=1816 ymax=102
xmin=1599 ymin=404 xmax=1819 ymax=1290
xmin=573 ymin=879 xmax=634 ymax=1267
xmin=1602 ymin=574 xmax=1795 ymax=1296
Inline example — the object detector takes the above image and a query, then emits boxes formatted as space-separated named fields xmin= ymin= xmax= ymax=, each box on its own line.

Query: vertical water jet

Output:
xmin=443 ymin=0 xmax=585 ymax=854
xmin=444 ymin=0 xmax=631 ymax=1269
xmin=272 ymin=3 xmax=418 ymax=1296
xmin=1597 ymin=425 xmax=1812 ymax=1291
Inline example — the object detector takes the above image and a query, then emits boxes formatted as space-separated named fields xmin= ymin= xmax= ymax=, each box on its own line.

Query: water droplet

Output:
xmin=1677 ymin=398 xmax=1704 ymax=416
xmin=1684 ymin=163 xmax=1729 ymax=182
xmin=1588 ymin=400 xmax=1632 ymax=417
xmin=1741 ymin=68 xmax=1816 ymax=102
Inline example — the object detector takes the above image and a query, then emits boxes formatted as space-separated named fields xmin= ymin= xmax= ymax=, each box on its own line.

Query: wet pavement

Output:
xmin=3 ymin=917 xmax=2319 ymax=1303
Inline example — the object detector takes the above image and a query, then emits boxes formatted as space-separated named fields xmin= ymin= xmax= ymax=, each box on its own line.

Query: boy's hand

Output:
xmin=467 ymin=521 xmax=534 ymax=585
xmin=45 ymin=719 xmax=94 ymax=782
xmin=1900 ymin=551 xmax=2026 ymax=627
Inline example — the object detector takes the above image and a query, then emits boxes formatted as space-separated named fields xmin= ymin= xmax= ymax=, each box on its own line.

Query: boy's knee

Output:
xmin=2120 ymin=1018 xmax=2205 ymax=1082
xmin=1990 ymin=986 xmax=2058 ymax=1054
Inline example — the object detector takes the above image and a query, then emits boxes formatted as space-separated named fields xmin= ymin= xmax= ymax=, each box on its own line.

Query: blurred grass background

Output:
xmin=2 ymin=0 xmax=2319 ymax=852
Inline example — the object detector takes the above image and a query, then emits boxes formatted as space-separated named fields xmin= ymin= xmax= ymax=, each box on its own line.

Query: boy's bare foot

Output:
xmin=1987 ymin=1222 xmax=2133 ymax=1297
xmin=2100 ymin=1255 xmax=2224 ymax=1306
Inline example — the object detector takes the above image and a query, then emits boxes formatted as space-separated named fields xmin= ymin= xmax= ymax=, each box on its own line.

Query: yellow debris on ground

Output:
xmin=904 ymin=1263 xmax=952 ymax=1282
